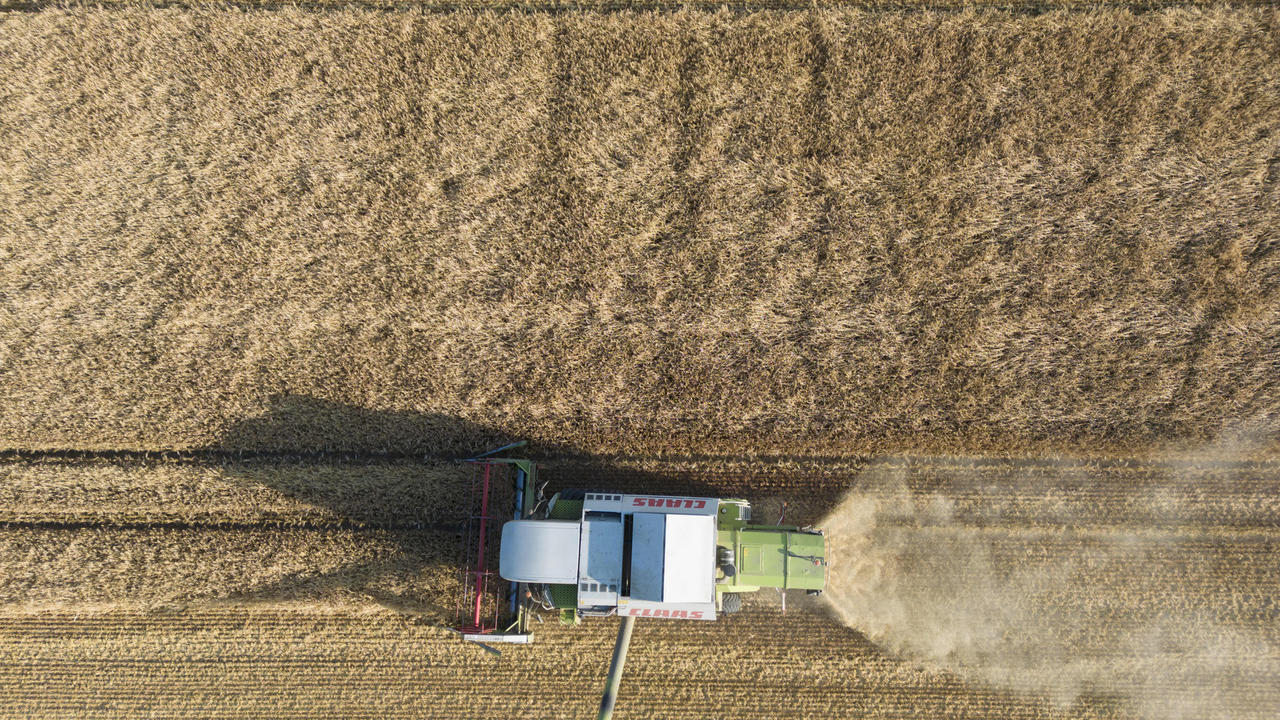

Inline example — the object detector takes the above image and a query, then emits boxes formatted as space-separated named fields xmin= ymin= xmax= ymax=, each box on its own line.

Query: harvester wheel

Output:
xmin=716 ymin=545 xmax=737 ymax=577
xmin=721 ymin=592 xmax=742 ymax=614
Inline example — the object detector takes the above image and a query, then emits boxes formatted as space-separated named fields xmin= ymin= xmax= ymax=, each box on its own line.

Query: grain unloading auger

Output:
xmin=452 ymin=444 xmax=828 ymax=720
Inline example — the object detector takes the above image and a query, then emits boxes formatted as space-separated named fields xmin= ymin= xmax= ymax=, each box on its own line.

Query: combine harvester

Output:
xmin=452 ymin=444 xmax=827 ymax=719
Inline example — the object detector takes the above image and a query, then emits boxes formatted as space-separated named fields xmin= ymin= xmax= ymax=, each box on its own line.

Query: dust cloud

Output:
xmin=820 ymin=459 xmax=1280 ymax=719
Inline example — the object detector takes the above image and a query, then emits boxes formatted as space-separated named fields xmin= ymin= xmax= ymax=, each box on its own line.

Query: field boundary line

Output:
xmin=0 ymin=1 xmax=1275 ymax=14
xmin=4 ymin=447 xmax=1280 ymax=470
xmin=548 ymin=451 xmax=1280 ymax=472
xmin=0 ymin=448 xmax=461 ymax=464
xmin=0 ymin=518 xmax=465 ymax=531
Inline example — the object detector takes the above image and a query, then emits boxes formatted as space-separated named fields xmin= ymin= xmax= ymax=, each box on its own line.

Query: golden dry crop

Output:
xmin=0 ymin=0 xmax=1267 ymax=11
xmin=2 ymin=7 xmax=1279 ymax=458
xmin=2 ymin=4 xmax=1279 ymax=720
xmin=0 ymin=458 xmax=474 ymax=619
xmin=0 ymin=455 xmax=479 ymax=526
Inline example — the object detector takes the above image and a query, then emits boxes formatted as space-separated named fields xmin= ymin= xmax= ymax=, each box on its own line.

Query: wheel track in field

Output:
xmin=0 ymin=448 xmax=461 ymax=465
xmin=0 ymin=519 xmax=465 ymax=532
xmin=0 ymin=1 xmax=1269 ymax=14
xmin=3 ymin=448 xmax=1280 ymax=529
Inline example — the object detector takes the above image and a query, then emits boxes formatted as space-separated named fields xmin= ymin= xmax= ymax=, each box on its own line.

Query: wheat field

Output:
xmin=2 ymin=4 xmax=1279 ymax=719
xmin=3 ymin=7 xmax=1279 ymax=458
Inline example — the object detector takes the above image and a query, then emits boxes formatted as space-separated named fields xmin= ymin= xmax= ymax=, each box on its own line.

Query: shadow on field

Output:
xmin=211 ymin=395 xmax=852 ymax=626
xmin=211 ymin=395 xmax=513 ymax=622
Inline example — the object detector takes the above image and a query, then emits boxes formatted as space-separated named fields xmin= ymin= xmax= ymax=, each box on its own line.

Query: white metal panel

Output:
xmin=618 ymin=599 xmax=716 ymax=621
xmin=578 ymin=515 xmax=623 ymax=607
xmin=462 ymin=633 xmax=533 ymax=644
xmin=629 ymin=513 xmax=665 ymax=602
xmin=662 ymin=514 xmax=715 ymax=603
xmin=583 ymin=492 xmax=625 ymax=514
xmin=498 ymin=520 xmax=581 ymax=584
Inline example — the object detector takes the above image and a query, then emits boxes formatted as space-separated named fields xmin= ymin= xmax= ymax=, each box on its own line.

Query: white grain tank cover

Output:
xmin=498 ymin=520 xmax=581 ymax=584
xmin=662 ymin=514 xmax=716 ymax=603
xmin=578 ymin=514 xmax=624 ymax=606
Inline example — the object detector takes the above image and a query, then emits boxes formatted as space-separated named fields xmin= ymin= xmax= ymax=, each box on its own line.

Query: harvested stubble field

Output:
xmin=1 ymin=454 xmax=1279 ymax=718
xmin=2 ymin=3 xmax=1280 ymax=720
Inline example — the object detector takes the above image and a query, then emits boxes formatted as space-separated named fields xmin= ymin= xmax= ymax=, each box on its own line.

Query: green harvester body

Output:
xmin=715 ymin=500 xmax=827 ymax=595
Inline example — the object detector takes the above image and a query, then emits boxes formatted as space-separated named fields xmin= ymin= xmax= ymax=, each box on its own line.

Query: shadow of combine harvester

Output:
xmin=211 ymin=396 xmax=514 ymax=623
xmin=210 ymin=396 xmax=748 ymax=629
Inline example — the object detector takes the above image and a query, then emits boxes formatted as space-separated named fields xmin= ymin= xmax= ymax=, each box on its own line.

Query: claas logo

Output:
xmin=631 ymin=497 xmax=706 ymax=509
xmin=626 ymin=608 xmax=704 ymax=618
